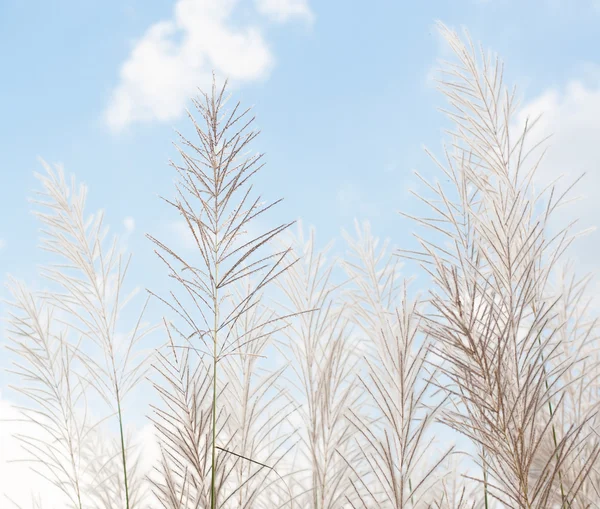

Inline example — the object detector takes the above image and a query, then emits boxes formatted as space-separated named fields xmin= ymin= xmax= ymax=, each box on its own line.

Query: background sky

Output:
xmin=2 ymin=0 xmax=600 ymax=506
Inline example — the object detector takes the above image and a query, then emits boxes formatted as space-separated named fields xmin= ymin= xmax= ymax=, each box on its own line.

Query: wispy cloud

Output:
xmin=123 ymin=216 xmax=136 ymax=233
xmin=255 ymin=0 xmax=314 ymax=24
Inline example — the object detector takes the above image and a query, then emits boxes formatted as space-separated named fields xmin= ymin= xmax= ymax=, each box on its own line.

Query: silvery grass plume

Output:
xmin=529 ymin=267 xmax=600 ymax=508
xmin=150 ymin=281 xmax=296 ymax=509
xmin=218 ymin=280 xmax=299 ymax=509
xmin=398 ymin=23 xmax=600 ymax=508
xmin=5 ymin=280 xmax=93 ymax=508
xmin=147 ymin=77 xmax=299 ymax=509
xmin=83 ymin=425 xmax=149 ymax=509
xmin=342 ymin=221 xmax=453 ymax=508
xmin=274 ymin=224 xmax=364 ymax=509
xmin=149 ymin=327 xmax=217 ymax=509
xmin=5 ymin=163 xmax=155 ymax=509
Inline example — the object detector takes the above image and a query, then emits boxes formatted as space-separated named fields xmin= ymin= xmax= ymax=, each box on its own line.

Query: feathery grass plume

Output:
xmin=83 ymin=426 xmax=148 ymax=509
xmin=342 ymin=221 xmax=453 ymax=508
xmin=152 ymin=444 xmax=201 ymax=509
xmin=29 ymin=161 xmax=155 ymax=508
xmin=398 ymin=22 xmax=600 ymax=507
xmin=274 ymin=224 xmax=364 ymax=509
xmin=218 ymin=280 xmax=299 ymax=509
xmin=529 ymin=266 xmax=600 ymax=508
xmin=149 ymin=326 xmax=217 ymax=508
xmin=147 ymin=76 xmax=298 ymax=509
xmin=5 ymin=279 xmax=91 ymax=508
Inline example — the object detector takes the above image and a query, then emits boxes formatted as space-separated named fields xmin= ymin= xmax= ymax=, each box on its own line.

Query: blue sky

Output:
xmin=2 ymin=0 xmax=600 ymax=505
xmin=2 ymin=0 xmax=600 ymax=291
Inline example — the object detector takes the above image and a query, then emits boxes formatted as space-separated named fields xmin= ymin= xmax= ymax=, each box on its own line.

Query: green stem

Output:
xmin=210 ymin=264 xmax=219 ymax=509
xmin=117 ymin=394 xmax=130 ymax=509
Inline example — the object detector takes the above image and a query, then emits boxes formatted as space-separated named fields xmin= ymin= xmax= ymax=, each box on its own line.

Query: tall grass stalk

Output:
xmin=6 ymin=162 xmax=154 ymax=508
xmin=399 ymin=22 xmax=600 ymax=508
xmin=342 ymin=221 xmax=454 ymax=508
xmin=275 ymin=224 xmax=364 ymax=508
xmin=32 ymin=163 xmax=154 ymax=509
xmin=6 ymin=280 xmax=89 ymax=508
xmin=218 ymin=280 xmax=299 ymax=508
xmin=147 ymin=76 xmax=299 ymax=509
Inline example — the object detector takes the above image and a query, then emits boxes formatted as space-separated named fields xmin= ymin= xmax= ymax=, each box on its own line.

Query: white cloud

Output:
xmin=513 ymin=75 xmax=600 ymax=277
xmin=123 ymin=216 xmax=136 ymax=233
xmin=0 ymin=396 xmax=69 ymax=507
xmin=0 ymin=394 xmax=161 ymax=508
xmin=105 ymin=0 xmax=274 ymax=132
xmin=255 ymin=0 xmax=314 ymax=24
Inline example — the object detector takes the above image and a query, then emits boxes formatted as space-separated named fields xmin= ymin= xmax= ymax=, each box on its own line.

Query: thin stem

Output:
xmin=482 ymin=447 xmax=489 ymax=509
xmin=211 ymin=172 xmax=220 ymax=509
xmin=211 ymin=333 xmax=218 ymax=509
xmin=117 ymin=393 xmax=130 ymax=509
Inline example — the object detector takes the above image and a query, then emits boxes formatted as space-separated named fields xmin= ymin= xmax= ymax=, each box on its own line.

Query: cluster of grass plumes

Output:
xmin=5 ymin=163 xmax=155 ymax=508
xmin=398 ymin=23 xmax=600 ymax=508
xmin=4 ymin=22 xmax=600 ymax=509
